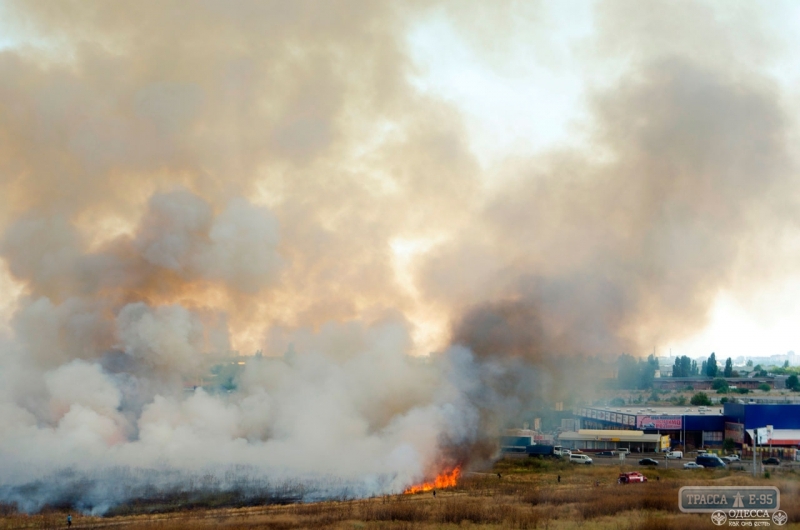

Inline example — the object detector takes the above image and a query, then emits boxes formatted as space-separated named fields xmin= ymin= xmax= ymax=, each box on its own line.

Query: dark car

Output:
xmin=762 ymin=457 xmax=780 ymax=465
xmin=696 ymin=454 xmax=726 ymax=468
xmin=639 ymin=458 xmax=659 ymax=466
xmin=596 ymin=451 xmax=615 ymax=457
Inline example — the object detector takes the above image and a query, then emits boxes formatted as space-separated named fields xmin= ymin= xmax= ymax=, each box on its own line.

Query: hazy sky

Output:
xmin=1 ymin=0 xmax=800 ymax=360
xmin=408 ymin=0 xmax=800 ymax=359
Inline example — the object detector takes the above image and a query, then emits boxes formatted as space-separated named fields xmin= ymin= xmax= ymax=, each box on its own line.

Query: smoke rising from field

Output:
xmin=1 ymin=0 xmax=799 ymax=513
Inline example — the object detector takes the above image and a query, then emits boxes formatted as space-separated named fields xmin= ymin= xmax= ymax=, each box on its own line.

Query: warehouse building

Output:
xmin=723 ymin=402 xmax=800 ymax=460
xmin=574 ymin=405 xmax=725 ymax=450
xmin=558 ymin=429 xmax=666 ymax=452
xmin=569 ymin=403 xmax=800 ymax=455
xmin=651 ymin=377 xmax=779 ymax=391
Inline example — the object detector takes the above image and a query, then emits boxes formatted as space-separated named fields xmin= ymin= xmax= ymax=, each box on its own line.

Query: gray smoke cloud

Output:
xmin=0 ymin=0 xmax=798 ymax=515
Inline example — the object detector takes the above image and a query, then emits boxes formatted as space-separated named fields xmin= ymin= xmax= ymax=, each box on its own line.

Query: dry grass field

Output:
xmin=3 ymin=458 xmax=800 ymax=529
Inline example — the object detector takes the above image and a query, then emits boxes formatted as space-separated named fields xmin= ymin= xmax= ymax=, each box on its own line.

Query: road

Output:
xmin=585 ymin=452 xmax=797 ymax=472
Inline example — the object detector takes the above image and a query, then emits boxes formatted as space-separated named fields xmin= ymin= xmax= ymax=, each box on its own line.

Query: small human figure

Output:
xmin=656 ymin=476 xmax=660 ymax=482
xmin=67 ymin=514 xmax=72 ymax=527
xmin=497 ymin=473 xmax=502 ymax=479
xmin=432 ymin=490 xmax=436 ymax=497
xmin=557 ymin=475 xmax=561 ymax=483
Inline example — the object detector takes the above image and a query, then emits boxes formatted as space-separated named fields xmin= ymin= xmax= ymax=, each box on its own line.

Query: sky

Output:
xmin=3 ymin=0 xmax=800 ymax=512
xmin=407 ymin=0 xmax=800 ymax=361
xmin=1 ymin=1 xmax=798 ymax=361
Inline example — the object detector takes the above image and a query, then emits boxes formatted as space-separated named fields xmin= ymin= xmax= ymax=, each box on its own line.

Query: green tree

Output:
xmin=712 ymin=378 xmax=729 ymax=391
xmin=720 ymin=397 xmax=729 ymax=404
xmin=617 ymin=354 xmax=639 ymax=389
xmin=786 ymin=374 xmax=800 ymax=391
xmin=724 ymin=358 xmax=733 ymax=377
xmin=672 ymin=355 xmax=690 ymax=377
xmin=737 ymin=388 xmax=749 ymax=394
xmin=706 ymin=352 xmax=718 ymax=377
xmin=723 ymin=438 xmax=735 ymax=453
xmin=618 ymin=354 xmax=659 ymax=389
xmin=701 ymin=360 xmax=707 ymax=375
xmin=747 ymin=359 xmax=754 ymax=367
xmin=785 ymin=360 xmax=790 ymax=368
xmin=639 ymin=354 xmax=659 ymax=389
xmin=676 ymin=395 xmax=687 ymax=406
xmin=690 ymin=392 xmax=712 ymax=406
xmin=610 ymin=397 xmax=626 ymax=407
xmin=691 ymin=359 xmax=699 ymax=376
xmin=758 ymin=383 xmax=771 ymax=392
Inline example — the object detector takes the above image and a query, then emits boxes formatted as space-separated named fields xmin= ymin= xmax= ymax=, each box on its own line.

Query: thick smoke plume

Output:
xmin=1 ymin=0 xmax=799 ymax=514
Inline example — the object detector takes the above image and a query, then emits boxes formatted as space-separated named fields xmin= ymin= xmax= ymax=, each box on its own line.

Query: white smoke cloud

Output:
xmin=116 ymin=303 xmax=208 ymax=372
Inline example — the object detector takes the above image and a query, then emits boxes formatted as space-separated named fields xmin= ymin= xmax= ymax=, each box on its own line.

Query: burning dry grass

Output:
xmin=3 ymin=461 xmax=800 ymax=529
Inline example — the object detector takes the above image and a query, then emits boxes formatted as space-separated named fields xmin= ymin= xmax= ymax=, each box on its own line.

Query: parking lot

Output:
xmin=575 ymin=451 xmax=799 ymax=471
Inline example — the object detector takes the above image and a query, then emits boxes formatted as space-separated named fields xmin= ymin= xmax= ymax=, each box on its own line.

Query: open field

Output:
xmin=3 ymin=459 xmax=800 ymax=529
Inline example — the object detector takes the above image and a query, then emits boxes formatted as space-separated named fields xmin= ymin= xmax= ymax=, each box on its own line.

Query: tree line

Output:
xmin=671 ymin=352 xmax=738 ymax=378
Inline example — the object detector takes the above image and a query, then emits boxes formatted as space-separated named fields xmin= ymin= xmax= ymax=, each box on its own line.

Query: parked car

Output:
xmin=683 ymin=462 xmax=704 ymax=469
xmin=596 ymin=451 xmax=615 ymax=457
xmin=666 ymin=451 xmax=683 ymax=459
xmin=639 ymin=458 xmax=659 ymax=466
xmin=618 ymin=472 xmax=647 ymax=483
xmin=570 ymin=454 xmax=593 ymax=464
xmin=762 ymin=457 xmax=780 ymax=466
xmin=617 ymin=448 xmax=631 ymax=455
xmin=725 ymin=454 xmax=740 ymax=461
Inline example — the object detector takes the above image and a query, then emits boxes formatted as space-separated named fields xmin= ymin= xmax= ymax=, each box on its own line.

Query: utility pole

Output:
xmin=753 ymin=428 xmax=758 ymax=478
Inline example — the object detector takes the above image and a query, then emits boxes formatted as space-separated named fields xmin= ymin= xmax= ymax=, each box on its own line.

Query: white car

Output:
xmin=683 ymin=462 xmax=704 ymax=469
xmin=570 ymin=454 xmax=593 ymax=464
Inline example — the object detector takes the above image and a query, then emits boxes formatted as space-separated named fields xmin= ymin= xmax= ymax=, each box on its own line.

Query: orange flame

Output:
xmin=404 ymin=466 xmax=461 ymax=494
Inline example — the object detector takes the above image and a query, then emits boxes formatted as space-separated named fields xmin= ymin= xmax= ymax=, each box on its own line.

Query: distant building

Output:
xmin=652 ymin=377 xmax=777 ymax=391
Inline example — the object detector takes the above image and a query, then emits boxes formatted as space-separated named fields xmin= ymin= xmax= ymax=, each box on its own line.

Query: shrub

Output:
xmin=712 ymin=378 xmax=728 ymax=391
xmin=690 ymin=392 xmax=712 ymax=406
